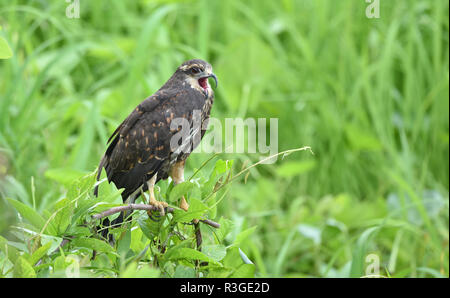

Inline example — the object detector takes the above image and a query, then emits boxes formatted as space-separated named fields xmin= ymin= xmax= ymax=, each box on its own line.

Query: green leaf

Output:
xmin=223 ymin=247 xmax=244 ymax=269
xmin=207 ymin=267 xmax=233 ymax=278
xmin=7 ymin=198 xmax=47 ymax=233
xmin=0 ymin=36 xmax=13 ymax=59
xmin=164 ymin=247 xmax=221 ymax=266
xmin=214 ymin=217 xmax=233 ymax=244
xmin=117 ymin=229 xmax=131 ymax=256
xmin=71 ymin=196 xmax=101 ymax=225
xmin=168 ymin=181 xmax=195 ymax=202
xmin=205 ymin=194 xmax=217 ymax=219
xmin=213 ymin=159 xmax=234 ymax=175
xmin=230 ymin=263 xmax=255 ymax=278
xmin=28 ymin=242 xmax=52 ymax=266
xmin=202 ymin=244 xmax=227 ymax=262
xmin=172 ymin=198 xmax=208 ymax=223
xmin=52 ymin=198 xmax=74 ymax=234
xmin=121 ymin=262 xmax=160 ymax=278
xmin=232 ymin=226 xmax=257 ymax=247
xmin=13 ymin=257 xmax=36 ymax=278
xmin=173 ymin=265 xmax=196 ymax=278
xmin=172 ymin=210 xmax=204 ymax=224
xmin=201 ymin=159 xmax=233 ymax=198
xmin=130 ymin=227 xmax=144 ymax=254
xmin=0 ymin=235 xmax=20 ymax=263
xmin=66 ymin=172 xmax=97 ymax=201
xmin=53 ymin=256 xmax=66 ymax=273
xmin=72 ymin=237 xmax=114 ymax=254
xmin=69 ymin=226 xmax=91 ymax=237
xmin=138 ymin=214 xmax=163 ymax=240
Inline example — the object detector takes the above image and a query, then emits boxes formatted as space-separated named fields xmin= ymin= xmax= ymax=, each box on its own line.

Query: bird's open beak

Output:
xmin=199 ymin=72 xmax=218 ymax=98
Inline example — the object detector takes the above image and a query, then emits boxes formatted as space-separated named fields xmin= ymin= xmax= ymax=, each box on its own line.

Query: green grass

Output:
xmin=0 ymin=0 xmax=448 ymax=277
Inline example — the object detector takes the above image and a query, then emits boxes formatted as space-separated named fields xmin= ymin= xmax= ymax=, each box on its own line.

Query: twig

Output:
xmin=194 ymin=222 xmax=202 ymax=249
xmin=203 ymin=146 xmax=313 ymax=202
xmin=194 ymin=221 xmax=202 ymax=272
xmin=198 ymin=218 xmax=220 ymax=229
xmin=92 ymin=203 xmax=220 ymax=229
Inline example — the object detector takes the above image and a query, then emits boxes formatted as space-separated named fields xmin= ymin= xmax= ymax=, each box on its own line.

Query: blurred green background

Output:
xmin=0 ymin=0 xmax=448 ymax=277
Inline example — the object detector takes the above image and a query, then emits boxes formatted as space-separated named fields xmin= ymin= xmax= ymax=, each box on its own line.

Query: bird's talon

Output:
xmin=148 ymin=200 xmax=168 ymax=217
xmin=159 ymin=202 xmax=168 ymax=217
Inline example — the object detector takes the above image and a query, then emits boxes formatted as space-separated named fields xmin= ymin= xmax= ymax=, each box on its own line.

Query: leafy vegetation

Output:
xmin=0 ymin=0 xmax=448 ymax=277
xmin=1 ymin=158 xmax=259 ymax=277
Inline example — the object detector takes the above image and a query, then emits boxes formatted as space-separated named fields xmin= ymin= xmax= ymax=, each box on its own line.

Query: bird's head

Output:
xmin=176 ymin=59 xmax=218 ymax=98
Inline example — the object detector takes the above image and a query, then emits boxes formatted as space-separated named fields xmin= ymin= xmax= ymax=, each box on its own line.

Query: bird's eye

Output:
xmin=191 ymin=67 xmax=201 ymax=74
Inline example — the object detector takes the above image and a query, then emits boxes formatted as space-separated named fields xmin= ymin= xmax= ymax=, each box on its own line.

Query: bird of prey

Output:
xmin=94 ymin=59 xmax=217 ymax=237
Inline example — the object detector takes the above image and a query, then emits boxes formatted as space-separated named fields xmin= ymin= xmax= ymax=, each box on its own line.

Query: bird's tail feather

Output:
xmin=99 ymin=212 xmax=127 ymax=244
xmin=94 ymin=155 xmax=127 ymax=244
xmin=97 ymin=192 xmax=140 ymax=244
xmin=93 ymin=156 xmax=106 ymax=197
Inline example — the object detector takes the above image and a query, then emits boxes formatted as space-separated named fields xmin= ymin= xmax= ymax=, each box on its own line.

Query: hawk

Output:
xmin=94 ymin=59 xmax=217 ymax=236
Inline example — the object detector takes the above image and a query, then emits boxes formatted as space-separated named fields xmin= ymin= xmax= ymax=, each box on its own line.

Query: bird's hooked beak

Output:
xmin=208 ymin=73 xmax=218 ymax=89
xmin=198 ymin=72 xmax=218 ymax=98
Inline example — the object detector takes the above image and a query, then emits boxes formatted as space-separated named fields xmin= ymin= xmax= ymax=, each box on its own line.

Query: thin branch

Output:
xmin=203 ymin=146 xmax=313 ymax=202
xmin=92 ymin=203 xmax=220 ymax=229
xmin=198 ymin=218 xmax=220 ymax=229
xmin=92 ymin=204 xmax=174 ymax=219
xmin=231 ymin=146 xmax=313 ymax=183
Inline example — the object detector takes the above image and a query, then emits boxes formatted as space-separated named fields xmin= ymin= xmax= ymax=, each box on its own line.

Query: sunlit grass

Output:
xmin=0 ymin=0 xmax=448 ymax=277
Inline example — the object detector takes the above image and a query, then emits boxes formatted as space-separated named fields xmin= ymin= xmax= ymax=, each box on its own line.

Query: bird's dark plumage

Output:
xmin=94 ymin=59 xmax=216 ymax=238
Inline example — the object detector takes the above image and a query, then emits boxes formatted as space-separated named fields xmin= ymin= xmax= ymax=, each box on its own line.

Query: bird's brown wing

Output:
xmin=94 ymin=92 xmax=177 ymax=200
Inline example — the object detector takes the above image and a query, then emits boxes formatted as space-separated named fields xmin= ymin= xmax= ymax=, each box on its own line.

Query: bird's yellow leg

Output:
xmin=146 ymin=173 xmax=168 ymax=216
xmin=180 ymin=196 xmax=190 ymax=212
xmin=169 ymin=160 xmax=190 ymax=212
